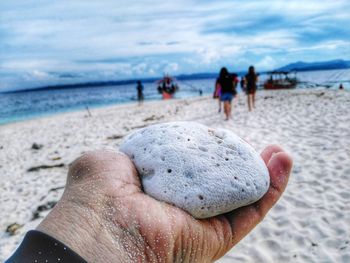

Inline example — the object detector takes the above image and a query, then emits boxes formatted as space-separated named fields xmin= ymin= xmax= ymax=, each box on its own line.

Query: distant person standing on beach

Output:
xmin=217 ymin=67 xmax=238 ymax=120
xmin=244 ymin=66 xmax=258 ymax=112
xmin=213 ymin=79 xmax=222 ymax=113
xmin=136 ymin=80 xmax=144 ymax=106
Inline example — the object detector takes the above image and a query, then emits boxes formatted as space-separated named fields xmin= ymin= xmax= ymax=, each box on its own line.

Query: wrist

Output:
xmin=36 ymin=195 xmax=134 ymax=262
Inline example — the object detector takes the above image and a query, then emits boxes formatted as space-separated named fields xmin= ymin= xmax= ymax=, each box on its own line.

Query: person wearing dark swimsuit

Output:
xmin=244 ymin=66 xmax=258 ymax=112
xmin=217 ymin=67 xmax=238 ymax=120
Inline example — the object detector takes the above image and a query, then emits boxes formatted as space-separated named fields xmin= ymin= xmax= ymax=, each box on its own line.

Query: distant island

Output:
xmin=3 ymin=73 xmax=220 ymax=94
xmin=3 ymin=59 xmax=349 ymax=93
xmin=275 ymin=59 xmax=350 ymax=72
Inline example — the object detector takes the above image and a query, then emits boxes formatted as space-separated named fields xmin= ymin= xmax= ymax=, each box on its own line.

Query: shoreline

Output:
xmin=0 ymin=95 xmax=204 ymax=128
xmin=1 ymin=88 xmax=349 ymax=262
xmin=0 ymin=89 xmax=215 ymax=126
xmin=2 ymin=81 xmax=348 ymax=127
xmin=0 ymin=96 xmax=165 ymax=126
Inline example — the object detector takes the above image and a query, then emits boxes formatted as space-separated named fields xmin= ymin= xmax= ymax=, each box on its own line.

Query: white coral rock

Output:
xmin=119 ymin=121 xmax=269 ymax=219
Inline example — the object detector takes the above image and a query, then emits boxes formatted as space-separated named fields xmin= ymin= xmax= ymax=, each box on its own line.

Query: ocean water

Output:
xmin=0 ymin=69 xmax=349 ymax=125
xmin=0 ymin=78 xmax=214 ymax=125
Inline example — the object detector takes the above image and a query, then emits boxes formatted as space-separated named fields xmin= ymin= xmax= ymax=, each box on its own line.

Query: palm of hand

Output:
xmin=41 ymin=145 xmax=291 ymax=262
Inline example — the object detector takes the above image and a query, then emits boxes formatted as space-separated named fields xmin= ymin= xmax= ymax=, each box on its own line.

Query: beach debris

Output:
xmin=107 ymin=134 xmax=124 ymax=140
xmin=339 ymin=240 xmax=349 ymax=250
xmin=49 ymin=186 xmax=65 ymax=192
xmin=316 ymin=92 xmax=325 ymax=97
xmin=32 ymin=201 xmax=57 ymax=220
xmin=39 ymin=186 xmax=65 ymax=201
xmin=120 ymin=121 xmax=269 ymax=219
xmin=143 ymin=115 xmax=164 ymax=122
xmin=131 ymin=124 xmax=148 ymax=130
xmin=51 ymin=156 xmax=62 ymax=161
xmin=27 ymin=163 xmax=65 ymax=172
xmin=31 ymin=143 xmax=43 ymax=150
xmin=6 ymin=223 xmax=23 ymax=236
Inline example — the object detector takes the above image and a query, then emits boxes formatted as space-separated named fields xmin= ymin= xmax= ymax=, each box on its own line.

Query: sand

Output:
xmin=0 ymin=88 xmax=349 ymax=262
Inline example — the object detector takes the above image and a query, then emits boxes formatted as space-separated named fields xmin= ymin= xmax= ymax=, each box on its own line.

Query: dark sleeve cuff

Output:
xmin=6 ymin=230 xmax=87 ymax=263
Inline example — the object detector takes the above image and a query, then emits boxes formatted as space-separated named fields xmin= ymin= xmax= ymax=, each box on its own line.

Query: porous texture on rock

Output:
xmin=119 ymin=121 xmax=269 ymax=219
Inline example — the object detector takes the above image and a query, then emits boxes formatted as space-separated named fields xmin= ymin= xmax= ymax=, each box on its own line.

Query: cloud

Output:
xmin=0 ymin=0 xmax=349 ymax=90
xmin=255 ymin=56 xmax=278 ymax=70
xmin=164 ymin=63 xmax=179 ymax=73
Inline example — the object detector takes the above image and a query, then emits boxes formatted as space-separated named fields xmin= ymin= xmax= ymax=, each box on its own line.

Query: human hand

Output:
xmin=37 ymin=145 xmax=292 ymax=262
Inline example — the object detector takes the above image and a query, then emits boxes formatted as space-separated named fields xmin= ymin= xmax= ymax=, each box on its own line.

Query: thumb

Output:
xmin=67 ymin=150 xmax=141 ymax=189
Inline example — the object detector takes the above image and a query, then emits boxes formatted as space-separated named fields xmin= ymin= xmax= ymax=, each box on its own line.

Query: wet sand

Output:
xmin=1 ymin=88 xmax=349 ymax=262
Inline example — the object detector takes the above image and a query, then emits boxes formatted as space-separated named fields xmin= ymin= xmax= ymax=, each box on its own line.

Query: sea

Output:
xmin=0 ymin=69 xmax=349 ymax=125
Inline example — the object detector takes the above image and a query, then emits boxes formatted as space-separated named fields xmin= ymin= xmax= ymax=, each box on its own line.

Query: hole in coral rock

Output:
xmin=184 ymin=171 xmax=193 ymax=179
xmin=167 ymin=169 xmax=172 ymax=173
xmin=198 ymin=195 xmax=204 ymax=200
xmin=147 ymin=169 xmax=155 ymax=176
xmin=198 ymin=146 xmax=208 ymax=152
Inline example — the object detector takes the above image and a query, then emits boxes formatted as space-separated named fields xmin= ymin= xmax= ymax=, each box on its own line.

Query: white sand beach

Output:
xmin=0 ymin=88 xmax=349 ymax=262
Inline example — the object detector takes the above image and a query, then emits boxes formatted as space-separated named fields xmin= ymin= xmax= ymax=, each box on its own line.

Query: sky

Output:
xmin=0 ymin=0 xmax=350 ymax=91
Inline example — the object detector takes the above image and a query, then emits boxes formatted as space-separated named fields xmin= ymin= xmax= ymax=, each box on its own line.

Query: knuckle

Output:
xmin=68 ymin=149 xmax=122 ymax=181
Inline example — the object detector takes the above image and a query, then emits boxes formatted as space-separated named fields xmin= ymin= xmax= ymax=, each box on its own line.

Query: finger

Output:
xmin=260 ymin=144 xmax=284 ymax=165
xmin=67 ymin=150 xmax=141 ymax=187
xmin=225 ymin=150 xmax=293 ymax=246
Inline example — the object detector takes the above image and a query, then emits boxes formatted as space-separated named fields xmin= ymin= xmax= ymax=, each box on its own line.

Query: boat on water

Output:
xmin=264 ymin=71 xmax=298 ymax=90
xmin=157 ymin=75 xmax=179 ymax=99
